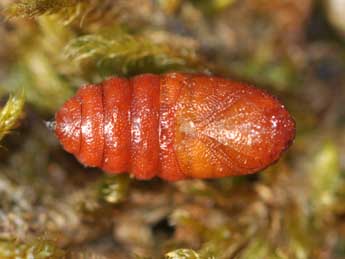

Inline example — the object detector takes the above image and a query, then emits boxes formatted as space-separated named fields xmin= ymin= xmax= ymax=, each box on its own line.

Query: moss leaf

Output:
xmin=5 ymin=0 xmax=81 ymax=18
xmin=64 ymin=28 xmax=200 ymax=76
xmin=0 ymin=91 xmax=25 ymax=142
xmin=165 ymin=249 xmax=201 ymax=259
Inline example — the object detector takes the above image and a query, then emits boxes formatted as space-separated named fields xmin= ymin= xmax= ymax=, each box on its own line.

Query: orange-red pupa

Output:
xmin=54 ymin=73 xmax=295 ymax=181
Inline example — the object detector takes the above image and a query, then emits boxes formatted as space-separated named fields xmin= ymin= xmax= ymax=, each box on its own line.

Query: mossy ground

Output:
xmin=0 ymin=0 xmax=344 ymax=258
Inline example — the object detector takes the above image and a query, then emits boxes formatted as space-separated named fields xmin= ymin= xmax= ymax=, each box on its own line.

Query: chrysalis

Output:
xmin=55 ymin=73 xmax=295 ymax=181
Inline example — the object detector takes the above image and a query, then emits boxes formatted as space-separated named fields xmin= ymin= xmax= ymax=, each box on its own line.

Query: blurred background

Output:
xmin=0 ymin=0 xmax=344 ymax=258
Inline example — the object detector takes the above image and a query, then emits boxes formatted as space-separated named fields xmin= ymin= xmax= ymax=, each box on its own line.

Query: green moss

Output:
xmin=0 ymin=239 xmax=65 ymax=259
xmin=230 ymin=51 xmax=301 ymax=92
xmin=6 ymin=55 xmax=72 ymax=112
xmin=0 ymin=91 xmax=25 ymax=142
xmin=309 ymin=141 xmax=340 ymax=213
xmin=99 ymin=174 xmax=131 ymax=204
xmin=0 ymin=0 xmax=345 ymax=258
xmin=165 ymin=249 xmax=200 ymax=259
xmin=64 ymin=27 xmax=200 ymax=77
xmin=5 ymin=0 xmax=81 ymax=18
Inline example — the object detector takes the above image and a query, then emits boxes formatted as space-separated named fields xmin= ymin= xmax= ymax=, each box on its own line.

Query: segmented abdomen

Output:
xmin=55 ymin=73 xmax=295 ymax=181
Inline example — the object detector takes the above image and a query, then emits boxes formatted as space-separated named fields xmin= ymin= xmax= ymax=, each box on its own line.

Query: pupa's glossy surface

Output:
xmin=55 ymin=73 xmax=295 ymax=181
